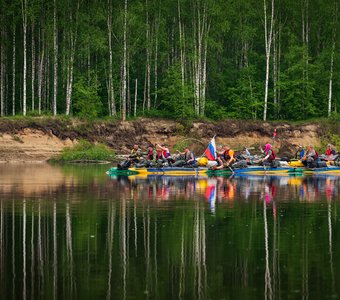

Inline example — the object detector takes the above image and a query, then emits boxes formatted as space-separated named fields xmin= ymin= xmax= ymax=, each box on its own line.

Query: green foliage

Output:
xmin=73 ymin=72 xmax=102 ymax=119
xmin=1 ymin=0 xmax=339 ymax=121
xmin=227 ymin=66 xmax=263 ymax=119
xmin=53 ymin=140 xmax=115 ymax=162
xmin=158 ymin=64 xmax=194 ymax=120
xmin=278 ymin=45 xmax=317 ymax=120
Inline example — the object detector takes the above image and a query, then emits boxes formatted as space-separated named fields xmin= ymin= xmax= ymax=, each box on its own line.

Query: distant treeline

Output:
xmin=0 ymin=0 xmax=338 ymax=120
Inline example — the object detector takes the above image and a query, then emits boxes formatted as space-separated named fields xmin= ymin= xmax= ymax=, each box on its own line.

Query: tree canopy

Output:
xmin=0 ymin=0 xmax=338 ymax=120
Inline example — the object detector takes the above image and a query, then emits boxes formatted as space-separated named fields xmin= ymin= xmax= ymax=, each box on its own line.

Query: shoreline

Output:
xmin=0 ymin=117 xmax=337 ymax=162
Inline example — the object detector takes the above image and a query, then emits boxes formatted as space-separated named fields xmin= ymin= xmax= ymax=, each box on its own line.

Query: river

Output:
xmin=0 ymin=163 xmax=339 ymax=299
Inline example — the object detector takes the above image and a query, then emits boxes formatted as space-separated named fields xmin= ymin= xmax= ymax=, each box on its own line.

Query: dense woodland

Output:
xmin=0 ymin=0 xmax=338 ymax=121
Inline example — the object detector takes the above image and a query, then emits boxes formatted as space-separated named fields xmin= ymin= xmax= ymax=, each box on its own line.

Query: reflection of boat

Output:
xmin=106 ymin=166 xmax=340 ymax=177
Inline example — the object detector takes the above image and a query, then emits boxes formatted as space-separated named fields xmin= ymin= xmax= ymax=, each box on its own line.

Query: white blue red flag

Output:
xmin=204 ymin=136 xmax=217 ymax=160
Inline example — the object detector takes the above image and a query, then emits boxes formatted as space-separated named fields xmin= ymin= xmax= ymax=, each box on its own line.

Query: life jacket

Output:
xmin=156 ymin=152 xmax=163 ymax=159
xmin=314 ymin=151 xmax=319 ymax=160
xmin=268 ymin=149 xmax=276 ymax=162
xmin=163 ymin=149 xmax=171 ymax=158
xmin=147 ymin=149 xmax=154 ymax=160
xmin=223 ymin=149 xmax=235 ymax=161
xmin=130 ymin=148 xmax=141 ymax=159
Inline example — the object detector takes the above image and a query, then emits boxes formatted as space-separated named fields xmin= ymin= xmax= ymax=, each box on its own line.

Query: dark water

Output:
xmin=0 ymin=164 xmax=339 ymax=299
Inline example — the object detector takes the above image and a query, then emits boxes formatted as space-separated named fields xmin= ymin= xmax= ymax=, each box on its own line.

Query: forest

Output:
xmin=0 ymin=0 xmax=338 ymax=121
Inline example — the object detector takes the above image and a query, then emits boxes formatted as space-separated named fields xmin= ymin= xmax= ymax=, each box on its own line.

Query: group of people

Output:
xmin=118 ymin=142 xmax=280 ymax=170
xmin=117 ymin=141 xmax=338 ymax=170
xmin=295 ymin=144 xmax=338 ymax=167
xmin=118 ymin=143 xmax=197 ymax=169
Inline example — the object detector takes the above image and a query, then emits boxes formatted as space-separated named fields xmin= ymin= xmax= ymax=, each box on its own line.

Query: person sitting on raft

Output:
xmin=301 ymin=145 xmax=318 ymax=166
xmin=294 ymin=145 xmax=305 ymax=160
xmin=215 ymin=145 xmax=235 ymax=169
xmin=145 ymin=145 xmax=156 ymax=161
xmin=175 ymin=146 xmax=197 ymax=167
xmin=129 ymin=144 xmax=142 ymax=164
xmin=325 ymin=144 xmax=336 ymax=156
xmin=117 ymin=144 xmax=142 ymax=169
xmin=258 ymin=143 xmax=276 ymax=166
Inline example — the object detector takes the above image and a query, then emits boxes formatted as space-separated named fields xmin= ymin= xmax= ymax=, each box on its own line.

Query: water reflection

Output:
xmin=112 ymin=174 xmax=339 ymax=208
xmin=0 ymin=164 xmax=339 ymax=298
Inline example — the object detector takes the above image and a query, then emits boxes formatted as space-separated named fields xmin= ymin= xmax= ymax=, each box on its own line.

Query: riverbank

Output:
xmin=0 ymin=117 xmax=338 ymax=162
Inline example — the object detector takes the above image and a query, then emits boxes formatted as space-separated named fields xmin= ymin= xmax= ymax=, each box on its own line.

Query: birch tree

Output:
xmin=65 ymin=1 xmax=79 ymax=115
xmin=12 ymin=20 xmax=16 ymax=116
xmin=121 ymin=0 xmax=128 ymax=121
xmin=53 ymin=0 xmax=58 ymax=116
xmin=31 ymin=23 xmax=35 ymax=111
xmin=21 ymin=0 xmax=28 ymax=115
xmin=263 ymin=0 xmax=275 ymax=121
xmin=193 ymin=0 xmax=210 ymax=116
xmin=328 ymin=0 xmax=337 ymax=117
xmin=107 ymin=0 xmax=116 ymax=116
xmin=0 ymin=25 xmax=5 ymax=116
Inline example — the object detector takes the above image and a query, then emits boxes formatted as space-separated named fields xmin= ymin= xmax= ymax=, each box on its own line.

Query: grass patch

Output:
xmin=52 ymin=140 xmax=115 ymax=162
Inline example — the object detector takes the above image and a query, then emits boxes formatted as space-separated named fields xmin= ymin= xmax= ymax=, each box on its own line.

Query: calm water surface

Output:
xmin=0 ymin=164 xmax=339 ymax=299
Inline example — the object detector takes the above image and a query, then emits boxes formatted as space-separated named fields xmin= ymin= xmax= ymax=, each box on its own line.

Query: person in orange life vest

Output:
xmin=215 ymin=145 xmax=235 ymax=169
xmin=145 ymin=145 xmax=156 ymax=161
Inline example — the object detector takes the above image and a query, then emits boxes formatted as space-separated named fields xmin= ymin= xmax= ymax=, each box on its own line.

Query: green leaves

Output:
xmin=73 ymin=72 xmax=102 ymax=119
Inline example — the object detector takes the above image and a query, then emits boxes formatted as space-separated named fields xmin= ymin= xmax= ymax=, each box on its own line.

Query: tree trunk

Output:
xmin=31 ymin=23 xmax=35 ymax=112
xmin=107 ymin=0 xmax=116 ymax=116
xmin=65 ymin=1 xmax=79 ymax=116
xmin=263 ymin=0 xmax=275 ymax=121
xmin=0 ymin=26 xmax=5 ymax=116
xmin=38 ymin=44 xmax=44 ymax=115
xmin=121 ymin=0 xmax=128 ymax=121
xmin=178 ymin=0 xmax=185 ymax=96
xmin=328 ymin=1 xmax=337 ymax=117
xmin=12 ymin=21 xmax=16 ymax=116
xmin=22 ymin=0 xmax=28 ymax=116
xmin=53 ymin=0 xmax=58 ymax=116
xmin=134 ymin=78 xmax=137 ymax=117
xmin=145 ymin=0 xmax=151 ymax=110
xmin=154 ymin=7 xmax=160 ymax=108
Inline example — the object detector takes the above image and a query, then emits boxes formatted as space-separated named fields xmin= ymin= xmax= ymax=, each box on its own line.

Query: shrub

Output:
xmin=52 ymin=140 xmax=115 ymax=162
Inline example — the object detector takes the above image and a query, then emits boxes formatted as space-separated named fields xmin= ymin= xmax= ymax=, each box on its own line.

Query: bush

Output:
xmin=52 ymin=140 xmax=115 ymax=162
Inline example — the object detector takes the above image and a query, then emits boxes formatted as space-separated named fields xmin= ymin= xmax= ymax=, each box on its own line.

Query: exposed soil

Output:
xmin=0 ymin=117 xmax=334 ymax=162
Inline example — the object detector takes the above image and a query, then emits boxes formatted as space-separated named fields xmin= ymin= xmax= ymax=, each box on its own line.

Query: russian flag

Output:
xmin=204 ymin=136 xmax=217 ymax=160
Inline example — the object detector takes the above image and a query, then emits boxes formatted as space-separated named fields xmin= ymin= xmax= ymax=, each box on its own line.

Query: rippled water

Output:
xmin=0 ymin=164 xmax=339 ymax=299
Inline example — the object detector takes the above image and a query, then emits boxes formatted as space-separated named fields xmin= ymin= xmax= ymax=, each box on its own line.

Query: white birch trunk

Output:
xmin=134 ymin=78 xmax=137 ymax=117
xmin=22 ymin=0 xmax=27 ymax=116
xmin=12 ymin=22 xmax=16 ymax=116
xmin=145 ymin=0 xmax=151 ymax=110
xmin=178 ymin=0 xmax=185 ymax=96
xmin=0 ymin=27 xmax=5 ymax=116
xmin=65 ymin=1 xmax=79 ymax=116
xmin=53 ymin=0 xmax=58 ymax=116
xmin=121 ymin=0 xmax=127 ymax=121
xmin=154 ymin=9 xmax=160 ymax=107
xmin=38 ymin=47 xmax=44 ymax=115
xmin=107 ymin=0 xmax=116 ymax=116
xmin=328 ymin=1 xmax=337 ymax=117
xmin=31 ymin=23 xmax=35 ymax=112
xmin=263 ymin=0 xmax=275 ymax=121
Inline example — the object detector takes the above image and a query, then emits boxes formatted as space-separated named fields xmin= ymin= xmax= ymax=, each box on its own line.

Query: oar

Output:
xmin=227 ymin=164 xmax=234 ymax=174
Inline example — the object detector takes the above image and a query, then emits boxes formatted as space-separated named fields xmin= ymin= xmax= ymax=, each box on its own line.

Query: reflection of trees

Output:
xmin=0 ymin=172 xmax=340 ymax=298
